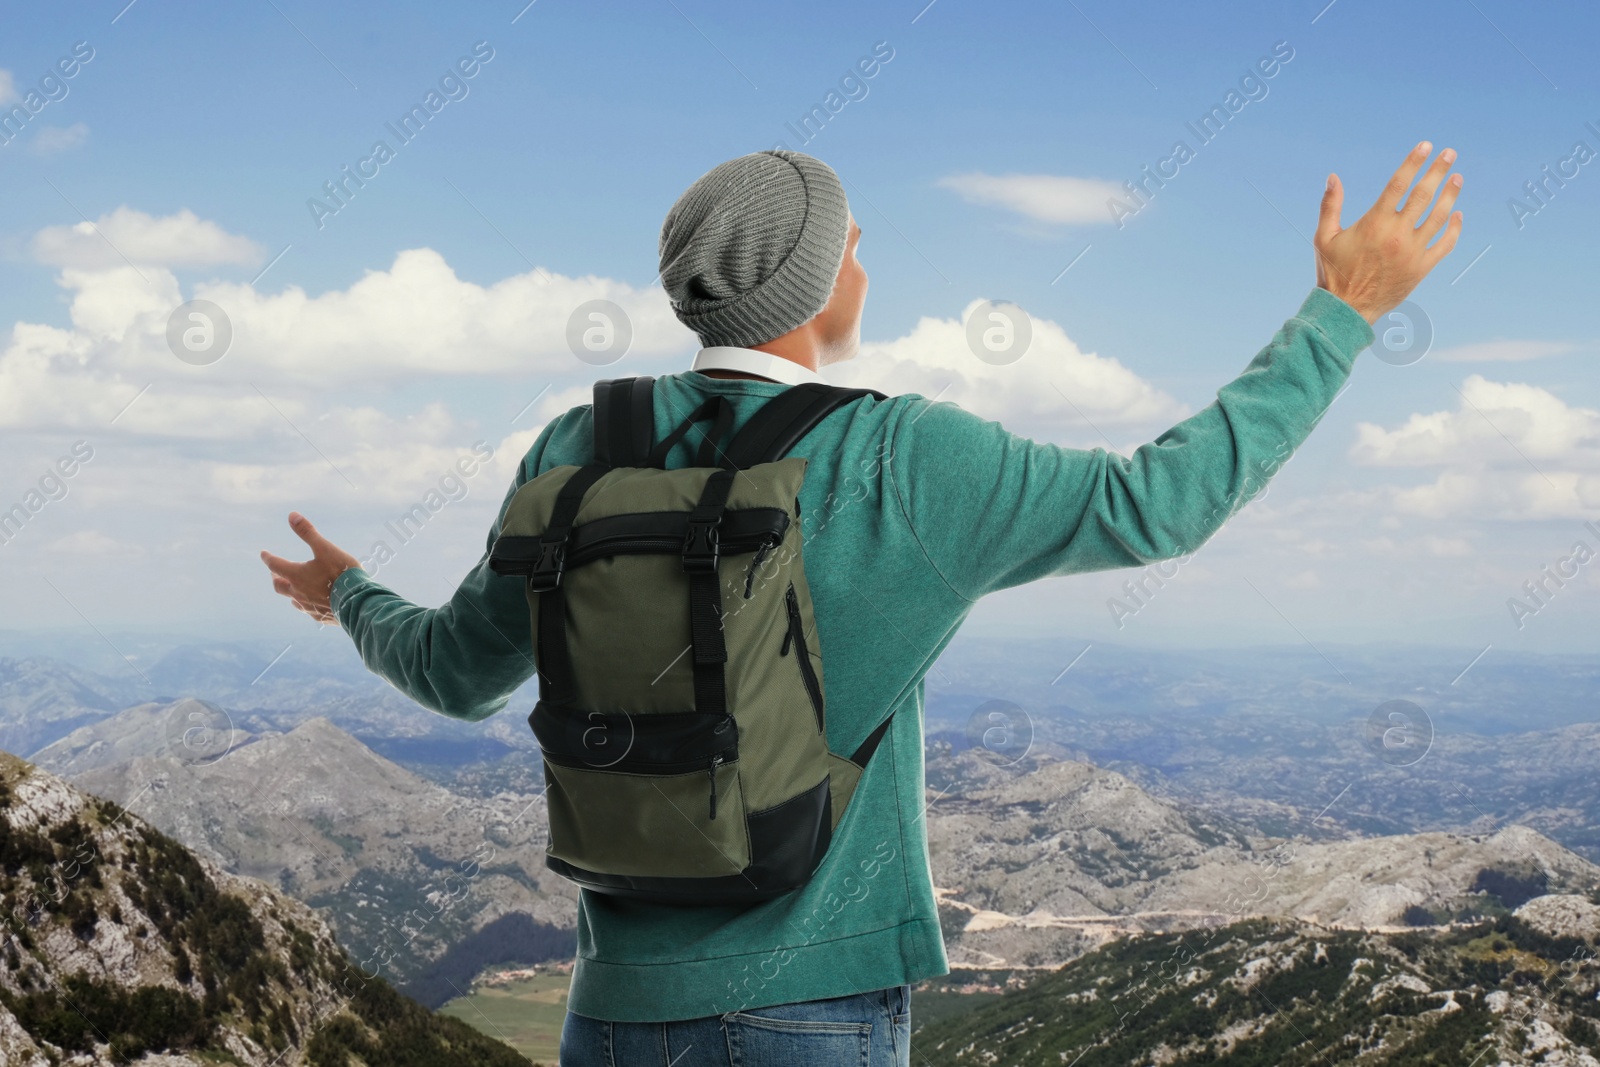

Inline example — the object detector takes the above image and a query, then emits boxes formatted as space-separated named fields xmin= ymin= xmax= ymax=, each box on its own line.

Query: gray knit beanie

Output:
xmin=659 ymin=149 xmax=850 ymax=349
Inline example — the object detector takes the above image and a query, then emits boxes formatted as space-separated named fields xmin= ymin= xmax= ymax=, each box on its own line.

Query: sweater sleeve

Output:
xmin=886 ymin=287 xmax=1375 ymax=601
xmin=327 ymin=421 xmax=562 ymax=722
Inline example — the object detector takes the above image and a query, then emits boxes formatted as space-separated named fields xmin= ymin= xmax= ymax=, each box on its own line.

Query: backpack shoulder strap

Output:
xmin=591 ymin=377 xmax=656 ymax=467
xmin=722 ymin=383 xmax=886 ymax=469
xmin=725 ymin=381 xmax=898 ymax=768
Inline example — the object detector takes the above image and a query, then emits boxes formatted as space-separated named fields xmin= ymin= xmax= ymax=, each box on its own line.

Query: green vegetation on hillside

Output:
xmin=308 ymin=960 xmax=535 ymax=1067
xmin=914 ymin=916 xmax=1600 ymax=1066
xmin=438 ymin=972 xmax=571 ymax=1065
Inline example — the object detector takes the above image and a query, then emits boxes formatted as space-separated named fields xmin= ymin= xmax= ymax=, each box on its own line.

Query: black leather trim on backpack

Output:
xmin=530 ymin=702 xmax=738 ymax=774
xmin=544 ymin=775 xmax=833 ymax=906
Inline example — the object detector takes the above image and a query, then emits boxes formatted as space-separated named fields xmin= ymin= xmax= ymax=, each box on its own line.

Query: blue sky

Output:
xmin=2 ymin=0 xmax=1598 ymax=667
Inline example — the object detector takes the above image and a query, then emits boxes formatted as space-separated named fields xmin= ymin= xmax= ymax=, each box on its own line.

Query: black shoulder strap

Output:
xmin=722 ymin=383 xmax=886 ymax=469
xmin=591 ymin=377 xmax=656 ymax=468
xmin=723 ymin=381 xmax=897 ymax=767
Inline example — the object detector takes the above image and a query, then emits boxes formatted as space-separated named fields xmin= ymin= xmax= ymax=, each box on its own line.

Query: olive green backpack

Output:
xmin=489 ymin=376 xmax=892 ymax=906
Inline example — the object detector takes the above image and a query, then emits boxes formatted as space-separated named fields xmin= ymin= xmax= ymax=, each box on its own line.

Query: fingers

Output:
xmin=1399 ymin=147 xmax=1457 ymax=223
xmin=1377 ymin=140 xmax=1433 ymax=213
xmin=289 ymin=512 xmax=334 ymax=558
xmin=1420 ymin=172 xmax=1464 ymax=239
xmin=260 ymin=550 xmax=305 ymax=580
xmin=1315 ymin=173 xmax=1343 ymax=245
xmin=263 ymin=539 xmax=336 ymax=622
xmin=1425 ymin=210 xmax=1464 ymax=267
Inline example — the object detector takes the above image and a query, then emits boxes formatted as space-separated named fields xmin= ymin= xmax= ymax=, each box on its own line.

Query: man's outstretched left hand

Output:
xmin=261 ymin=512 xmax=361 ymax=624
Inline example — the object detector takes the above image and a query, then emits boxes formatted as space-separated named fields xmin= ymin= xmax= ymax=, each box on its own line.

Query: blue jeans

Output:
xmin=558 ymin=984 xmax=911 ymax=1066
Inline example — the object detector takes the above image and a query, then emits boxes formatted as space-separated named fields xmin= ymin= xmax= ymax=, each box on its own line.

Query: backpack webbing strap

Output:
xmin=533 ymin=463 xmax=610 ymax=705
xmin=722 ymin=383 xmax=887 ymax=468
xmin=592 ymin=377 xmax=656 ymax=468
xmin=684 ymin=467 xmax=736 ymax=716
xmin=646 ymin=395 xmax=735 ymax=469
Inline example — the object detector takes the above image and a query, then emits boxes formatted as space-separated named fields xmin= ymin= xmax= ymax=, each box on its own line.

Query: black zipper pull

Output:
xmin=743 ymin=540 xmax=773 ymax=599
xmin=781 ymin=584 xmax=799 ymax=655
xmin=707 ymin=753 xmax=723 ymax=820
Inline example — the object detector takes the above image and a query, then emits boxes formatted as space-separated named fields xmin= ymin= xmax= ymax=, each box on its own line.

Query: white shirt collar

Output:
xmin=690 ymin=346 xmax=824 ymax=386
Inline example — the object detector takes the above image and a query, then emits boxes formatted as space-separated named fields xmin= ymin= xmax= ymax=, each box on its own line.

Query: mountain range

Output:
xmin=926 ymin=746 xmax=1600 ymax=970
xmin=6 ymin=634 xmax=1600 ymax=1061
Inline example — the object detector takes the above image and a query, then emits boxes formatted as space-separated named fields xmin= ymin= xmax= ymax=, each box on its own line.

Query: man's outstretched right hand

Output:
xmin=1315 ymin=141 xmax=1464 ymax=324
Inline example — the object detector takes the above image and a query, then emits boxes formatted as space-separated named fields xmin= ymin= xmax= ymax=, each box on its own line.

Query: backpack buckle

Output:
xmin=527 ymin=535 xmax=567 ymax=592
xmin=682 ymin=519 xmax=720 ymax=573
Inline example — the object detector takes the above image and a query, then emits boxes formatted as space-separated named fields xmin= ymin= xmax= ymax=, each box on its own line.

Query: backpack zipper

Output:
xmin=742 ymin=538 xmax=775 ymax=599
xmin=781 ymin=584 xmax=825 ymax=733
xmin=541 ymin=743 xmax=735 ymax=777
xmin=707 ymin=752 xmax=723 ymax=820
xmin=566 ymin=529 xmax=773 ymax=570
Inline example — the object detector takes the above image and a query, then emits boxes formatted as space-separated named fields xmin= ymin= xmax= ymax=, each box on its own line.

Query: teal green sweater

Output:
xmin=330 ymin=287 xmax=1373 ymax=1022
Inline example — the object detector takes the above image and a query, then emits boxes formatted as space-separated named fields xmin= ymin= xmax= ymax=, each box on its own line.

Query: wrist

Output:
xmin=1318 ymin=283 xmax=1380 ymax=326
xmin=327 ymin=563 xmax=366 ymax=611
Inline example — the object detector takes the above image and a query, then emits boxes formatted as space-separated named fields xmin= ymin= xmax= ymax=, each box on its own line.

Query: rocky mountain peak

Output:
xmin=0 ymin=750 xmax=533 ymax=1065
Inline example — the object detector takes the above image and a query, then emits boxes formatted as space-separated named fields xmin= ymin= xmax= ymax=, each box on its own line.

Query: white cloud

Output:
xmin=32 ymin=207 xmax=266 ymax=269
xmin=1350 ymin=376 xmax=1600 ymax=521
xmin=202 ymin=412 xmax=543 ymax=507
xmin=1388 ymin=469 xmax=1600 ymax=522
xmin=1432 ymin=339 xmax=1578 ymax=363
xmin=1352 ymin=376 xmax=1600 ymax=468
xmin=189 ymin=248 xmax=692 ymax=383
xmin=1421 ymin=535 xmax=1474 ymax=557
xmin=0 ymin=70 xmax=16 ymax=107
xmin=826 ymin=298 xmax=1188 ymax=439
xmin=1363 ymin=534 xmax=1473 ymax=558
xmin=1284 ymin=569 xmax=1321 ymax=590
xmin=0 ymin=249 xmax=698 ymax=432
xmin=28 ymin=122 xmax=88 ymax=156
xmin=30 ymin=204 xmax=1577 ymax=640
xmin=936 ymin=172 xmax=1123 ymax=225
xmin=44 ymin=530 xmax=136 ymax=555
xmin=0 ymin=208 xmax=1194 ymax=617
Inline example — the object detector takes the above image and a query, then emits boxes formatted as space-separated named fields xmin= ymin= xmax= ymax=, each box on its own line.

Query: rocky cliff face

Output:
xmin=0 ymin=750 xmax=532 ymax=1066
